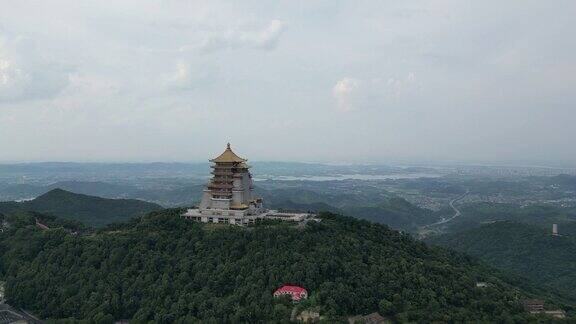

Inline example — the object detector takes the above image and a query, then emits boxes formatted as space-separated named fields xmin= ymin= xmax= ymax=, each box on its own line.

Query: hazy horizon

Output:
xmin=1 ymin=1 xmax=575 ymax=165
xmin=1 ymin=157 xmax=575 ymax=170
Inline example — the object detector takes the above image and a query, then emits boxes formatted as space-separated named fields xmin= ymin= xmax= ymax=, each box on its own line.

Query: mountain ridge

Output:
xmin=0 ymin=188 xmax=162 ymax=227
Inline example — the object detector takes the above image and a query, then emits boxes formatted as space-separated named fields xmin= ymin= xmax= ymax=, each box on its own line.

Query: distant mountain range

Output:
xmin=0 ymin=180 xmax=206 ymax=207
xmin=0 ymin=189 xmax=162 ymax=227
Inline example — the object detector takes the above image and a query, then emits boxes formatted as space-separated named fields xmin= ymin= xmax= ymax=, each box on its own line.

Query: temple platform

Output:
xmin=182 ymin=208 xmax=314 ymax=225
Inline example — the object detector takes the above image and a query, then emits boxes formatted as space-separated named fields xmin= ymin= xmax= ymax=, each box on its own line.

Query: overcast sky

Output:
xmin=0 ymin=0 xmax=575 ymax=165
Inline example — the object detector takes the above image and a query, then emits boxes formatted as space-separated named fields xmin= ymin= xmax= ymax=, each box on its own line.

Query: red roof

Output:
xmin=273 ymin=285 xmax=308 ymax=301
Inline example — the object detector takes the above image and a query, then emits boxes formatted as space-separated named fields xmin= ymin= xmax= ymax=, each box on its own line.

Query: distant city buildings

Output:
xmin=183 ymin=144 xmax=315 ymax=225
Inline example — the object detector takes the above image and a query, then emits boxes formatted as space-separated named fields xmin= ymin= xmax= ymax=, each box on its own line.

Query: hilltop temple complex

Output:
xmin=183 ymin=143 xmax=313 ymax=225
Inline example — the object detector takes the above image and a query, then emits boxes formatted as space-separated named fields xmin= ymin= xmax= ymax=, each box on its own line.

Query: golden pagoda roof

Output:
xmin=210 ymin=143 xmax=247 ymax=163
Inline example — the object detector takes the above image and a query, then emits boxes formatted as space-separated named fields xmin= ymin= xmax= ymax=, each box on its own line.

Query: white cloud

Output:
xmin=158 ymin=60 xmax=219 ymax=93
xmin=185 ymin=19 xmax=286 ymax=53
xmin=333 ymin=74 xmax=417 ymax=112
xmin=163 ymin=61 xmax=194 ymax=90
xmin=381 ymin=72 xmax=417 ymax=99
xmin=0 ymin=57 xmax=31 ymax=100
xmin=333 ymin=78 xmax=363 ymax=112
xmin=0 ymin=31 xmax=72 ymax=102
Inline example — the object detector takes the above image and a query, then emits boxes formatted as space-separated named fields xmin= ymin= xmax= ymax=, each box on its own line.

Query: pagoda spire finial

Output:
xmin=210 ymin=143 xmax=246 ymax=163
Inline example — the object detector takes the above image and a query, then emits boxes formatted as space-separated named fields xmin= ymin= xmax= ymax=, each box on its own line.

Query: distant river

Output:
xmin=253 ymin=173 xmax=442 ymax=182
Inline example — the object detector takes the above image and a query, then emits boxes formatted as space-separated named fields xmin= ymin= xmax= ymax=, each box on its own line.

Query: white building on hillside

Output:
xmin=182 ymin=144 xmax=314 ymax=225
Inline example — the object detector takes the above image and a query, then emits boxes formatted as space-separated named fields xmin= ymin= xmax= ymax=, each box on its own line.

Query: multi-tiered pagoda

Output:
xmin=199 ymin=143 xmax=263 ymax=214
xmin=183 ymin=143 xmax=313 ymax=225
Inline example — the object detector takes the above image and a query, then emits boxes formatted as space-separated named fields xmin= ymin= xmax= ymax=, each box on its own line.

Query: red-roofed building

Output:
xmin=273 ymin=285 xmax=308 ymax=301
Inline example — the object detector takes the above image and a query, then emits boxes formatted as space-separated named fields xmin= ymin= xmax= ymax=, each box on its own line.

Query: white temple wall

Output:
xmin=232 ymin=191 xmax=242 ymax=205
xmin=211 ymin=199 xmax=230 ymax=209
xmin=199 ymin=190 xmax=212 ymax=209
xmin=241 ymin=174 xmax=252 ymax=202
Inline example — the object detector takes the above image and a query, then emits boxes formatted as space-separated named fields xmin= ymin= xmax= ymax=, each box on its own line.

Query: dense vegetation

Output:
xmin=429 ymin=221 xmax=576 ymax=302
xmin=342 ymin=198 xmax=435 ymax=232
xmin=265 ymin=196 xmax=434 ymax=232
xmin=0 ymin=210 xmax=565 ymax=323
xmin=259 ymin=187 xmax=439 ymax=231
xmin=0 ymin=189 xmax=162 ymax=227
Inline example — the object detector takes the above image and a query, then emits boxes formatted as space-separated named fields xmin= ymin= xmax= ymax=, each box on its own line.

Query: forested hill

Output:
xmin=341 ymin=197 xmax=435 ymax=231
xmin=0 ymin=210 xmax=569 ymax=323
xmin=428 ymin=221 xmax=576 ymax=302
xmin=258 ymin=187 xmax=438 ymax=232
xmin=0 ymin=189 xmax=162 ymax=227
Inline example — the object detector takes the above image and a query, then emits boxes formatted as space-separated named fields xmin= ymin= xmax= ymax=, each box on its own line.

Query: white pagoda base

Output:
xmin=182 ymin=208 xmax=311 ymax=225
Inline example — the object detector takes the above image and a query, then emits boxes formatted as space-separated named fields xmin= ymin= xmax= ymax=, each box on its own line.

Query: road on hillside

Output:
xmin=421 ymin=190 xmax=469 ymax=229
